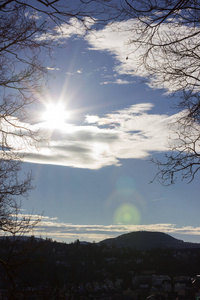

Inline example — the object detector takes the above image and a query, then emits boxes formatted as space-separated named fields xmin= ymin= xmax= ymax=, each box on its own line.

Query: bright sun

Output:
xmin=42 ymin=103 xmax=69 ymax=129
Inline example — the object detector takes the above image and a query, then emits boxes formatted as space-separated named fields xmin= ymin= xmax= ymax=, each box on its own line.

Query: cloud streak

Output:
xmin=16 ymin=213 xmax=200 ymax=243
xmin=100 ymin=79 xmax=133 ymax=85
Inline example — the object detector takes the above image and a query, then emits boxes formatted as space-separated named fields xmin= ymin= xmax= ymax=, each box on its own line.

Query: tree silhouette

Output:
xmin=0 ymin=0 xmax=102 ymax=235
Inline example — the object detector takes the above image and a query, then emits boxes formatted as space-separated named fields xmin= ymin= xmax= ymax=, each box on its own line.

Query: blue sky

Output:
xmin=10 ymin=16 xmax=200 ymax=243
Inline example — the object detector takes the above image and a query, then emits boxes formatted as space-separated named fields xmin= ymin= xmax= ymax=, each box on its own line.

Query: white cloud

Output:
xmin=85 ymin=115 xmax=100 ymax=124
xmin=0 ymin=103 xmax=187 ymax=169
xmin=46 ymin=67 xmax=60 ymax=71
xmin=86 ymin=19 xmax=200 ymax=93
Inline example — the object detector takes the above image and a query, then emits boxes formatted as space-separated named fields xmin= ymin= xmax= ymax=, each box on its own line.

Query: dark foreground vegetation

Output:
xmin=0 ymin=235 xmax=200 ymax=299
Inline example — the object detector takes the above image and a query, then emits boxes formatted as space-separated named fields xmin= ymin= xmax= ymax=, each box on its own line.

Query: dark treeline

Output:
xmin=0 ymin=237 xmax=200 ymax=299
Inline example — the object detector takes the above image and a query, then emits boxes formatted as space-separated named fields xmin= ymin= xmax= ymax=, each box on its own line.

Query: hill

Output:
xmin=99 ymin=231 xmax=200 ymax=250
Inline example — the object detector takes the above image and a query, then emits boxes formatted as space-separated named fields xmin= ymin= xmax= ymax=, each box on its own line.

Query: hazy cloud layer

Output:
xmin=2 ymin=103 xmax=180 ymax=169
xmin=16 ymin=213 xmax=200 ymax=243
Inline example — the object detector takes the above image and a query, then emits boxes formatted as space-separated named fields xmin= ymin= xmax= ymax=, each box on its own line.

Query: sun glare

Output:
xmin=42 ymin=103 xmax=69 ymax=129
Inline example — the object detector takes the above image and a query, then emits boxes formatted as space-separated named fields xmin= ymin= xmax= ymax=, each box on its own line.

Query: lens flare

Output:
xmin=114 ymin=203 xmax=141 ymax=225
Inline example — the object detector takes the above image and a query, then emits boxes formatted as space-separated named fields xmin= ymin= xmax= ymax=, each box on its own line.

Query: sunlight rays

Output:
xmin=41 ymin=102 xmax=69 ymax=130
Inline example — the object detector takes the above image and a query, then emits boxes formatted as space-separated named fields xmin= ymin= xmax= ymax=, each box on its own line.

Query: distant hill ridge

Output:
xmin=99 ymin=231 xmax=200 ymax=250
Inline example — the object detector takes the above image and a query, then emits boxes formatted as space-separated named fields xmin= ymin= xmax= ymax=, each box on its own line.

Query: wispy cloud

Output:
xmin=46 ymin=67 xmax=60 ymax=71
xmin=0 ymin=103 xmax=184 ymax=169
xmin=100 ymin=79 xmax=133 ymax=85
xmin=66 ymin=70 xmax=83 ymax=76
xmin=36 ymin=17 xmax=94 ymax=42
xmin=14 ymin=213 xmax=200 ymax=243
